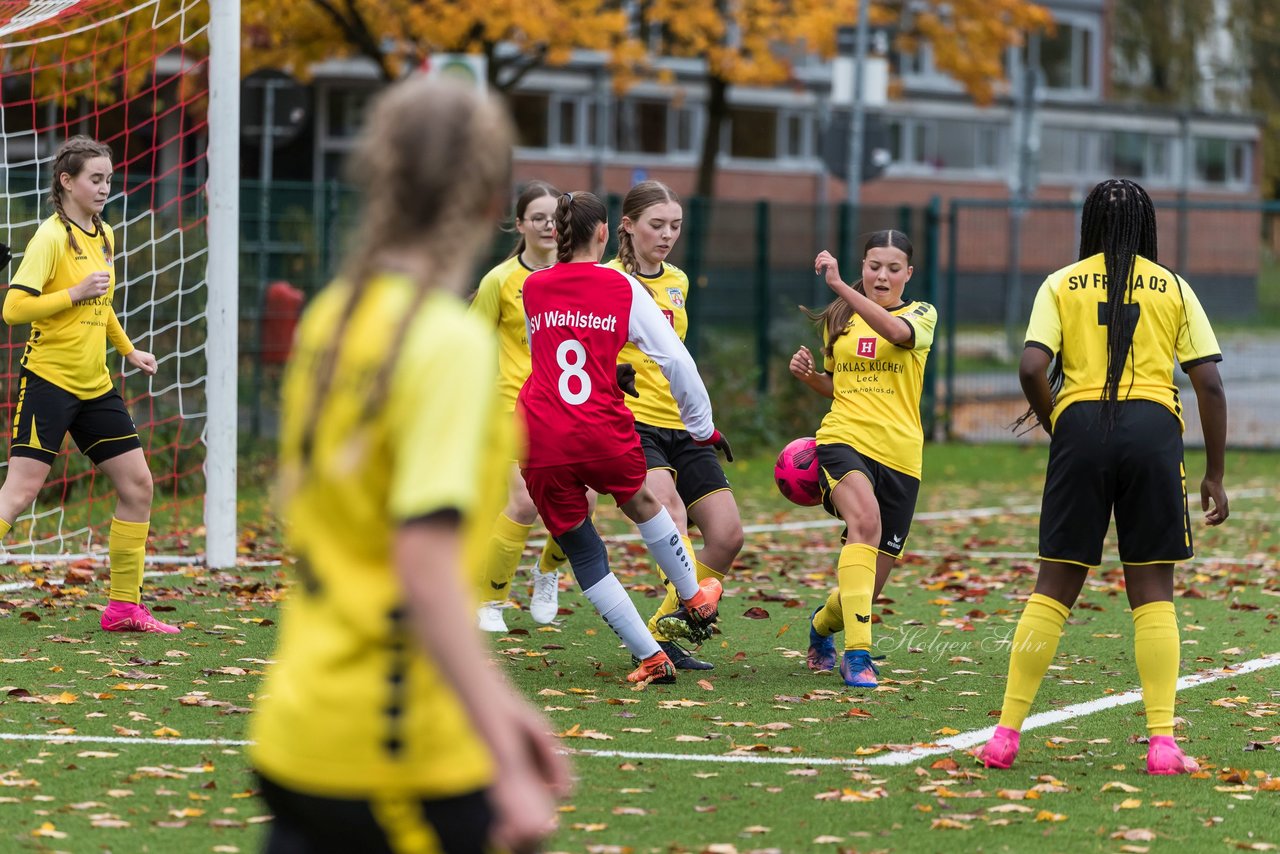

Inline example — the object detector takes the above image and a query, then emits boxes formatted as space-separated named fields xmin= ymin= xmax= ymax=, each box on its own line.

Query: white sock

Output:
xmin=582 ymin=574 xmax=660 ymax=660
xmin=635 ymin=507 xmax=698 ymax=600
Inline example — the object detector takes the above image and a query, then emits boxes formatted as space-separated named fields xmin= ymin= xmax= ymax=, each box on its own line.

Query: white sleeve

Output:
xmin=624 ymin=274 xmax=715 ymax=441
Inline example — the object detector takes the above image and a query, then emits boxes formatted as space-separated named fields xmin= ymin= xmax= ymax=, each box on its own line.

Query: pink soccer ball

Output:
xmin=774 ymin=437 xmax=821 ymax=507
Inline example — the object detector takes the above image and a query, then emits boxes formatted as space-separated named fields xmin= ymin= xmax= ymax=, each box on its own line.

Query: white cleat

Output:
xmin=529 ymin=567 xmax=560 ymax=624
xmin=477 ymin=602 xmax=510 ymax=633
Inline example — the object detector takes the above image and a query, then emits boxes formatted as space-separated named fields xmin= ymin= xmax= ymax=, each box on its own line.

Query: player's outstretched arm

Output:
xmin=1187 ymin=361 xmax=1228 ymax=525
xmin=394 ymin=518 xmax=571 ymax=852
xmin=624 ymin=274 xmax=716 ymax=440
xmin=789 ymin=345 xmax=834 ymax=398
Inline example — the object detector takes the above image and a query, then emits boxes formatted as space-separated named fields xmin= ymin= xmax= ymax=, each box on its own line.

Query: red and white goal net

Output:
xmin=0 ymin=0 xmax=235 ymax=564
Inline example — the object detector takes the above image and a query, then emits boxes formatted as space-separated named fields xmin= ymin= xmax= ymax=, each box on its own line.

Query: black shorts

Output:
xmin=256 ymin=773 xmax=493 ymax=854
xmin=816 ymin=442 xmax=920 ymax=557
xmin=9 ymin=369 xmax=141 ymax=465
xmin=1040 ymin=400 xmax=1192 ymax=567
xmin=636 ymin=422 xmax=732 ymax=508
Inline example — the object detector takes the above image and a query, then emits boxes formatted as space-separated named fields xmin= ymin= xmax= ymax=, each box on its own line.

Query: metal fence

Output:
xmin=239 ymin=181 xmax=1280 ymax=452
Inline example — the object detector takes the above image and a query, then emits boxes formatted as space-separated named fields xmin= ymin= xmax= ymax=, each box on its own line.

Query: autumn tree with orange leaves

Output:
xmin=639 ymin=0 xmax=1055 ymax=195
xmin=239 ymin=0 xmax=1053 ymax=196
xmin=240 ymin=0 xmax=635 ymax=91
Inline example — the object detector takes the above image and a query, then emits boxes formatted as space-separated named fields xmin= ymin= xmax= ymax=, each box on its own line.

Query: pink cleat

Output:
xmin=1146 ymin=735 xmax=1199 ymax=775
xmin=976 ymin=725 xmax=1020 ymax=769
xmin=101 ymin=601 xmax=181 ymax=634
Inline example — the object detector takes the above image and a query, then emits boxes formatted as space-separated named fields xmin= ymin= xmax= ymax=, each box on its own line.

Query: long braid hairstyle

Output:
xmin=504 ymin=179 xmax=560 ymax=260
xmin=804 ymin=230 xmax=914 ymax=359
xmin=553 ymin=191 xmax=607 ymax=264
xmin=1014 ymin=178 xmax=1159 ymax=436
xmin=49 ymin=135 xmax=114 ymax=262
xmin=296 ymin=77 xmax=514 ymax=467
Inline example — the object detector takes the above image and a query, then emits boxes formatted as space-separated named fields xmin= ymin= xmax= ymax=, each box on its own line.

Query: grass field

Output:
xmin=1 ymin=444 xmax=1278 ymax=853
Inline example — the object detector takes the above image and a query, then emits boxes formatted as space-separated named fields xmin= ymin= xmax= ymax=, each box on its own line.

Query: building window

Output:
xmin=510 ymin=93 xmax=549 ymax=148
xmin=556 ymin=98 xmax=578 ymax=148
xmin=325 ymin=88 xmax=376 ymax=139
xmin=728 ymin=107 xmax=777 ymax=159
xmin=616 ymin=99 xmax=668 ymax=154
xmin=886 ymin=117 xmax=1004 ymax=172
xmin=1195 ymin=137 xmax=1250 ymax=186
xmin=1029 ymin=16 xmax=1100 ymax=95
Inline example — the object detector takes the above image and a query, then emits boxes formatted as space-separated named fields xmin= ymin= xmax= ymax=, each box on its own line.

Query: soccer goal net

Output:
xmin=0 ymin=0 xmax=237 ymax=566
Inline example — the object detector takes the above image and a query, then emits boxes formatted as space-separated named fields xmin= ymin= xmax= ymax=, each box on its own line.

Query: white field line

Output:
xmin=570 ymin=653 xmax=1280 ymax=768
xmin=3 ymin=654 xmax=1276 ymax=762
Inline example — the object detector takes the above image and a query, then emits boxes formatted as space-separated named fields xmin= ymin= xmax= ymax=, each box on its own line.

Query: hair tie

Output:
xmin=562 ymin=192 xmax=573 ymax=204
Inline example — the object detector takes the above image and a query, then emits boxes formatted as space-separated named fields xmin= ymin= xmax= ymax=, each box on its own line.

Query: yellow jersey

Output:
xmin=9 ymin=216 xmax=133 ymax=399
xmin=251 ymin=275 xmax=509 ymax=798
xmin=469 ymin=254 xmax=543 ymax=414
xmin=1025 ymin=253 xmax=1221 ymax=430
xmin=816 ymin=301 xmax=937 ymax=479
xmin=609 ymin=259 xmax=690 ymax=429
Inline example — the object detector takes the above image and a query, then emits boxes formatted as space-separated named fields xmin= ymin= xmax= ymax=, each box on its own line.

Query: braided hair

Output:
xmin=48 ymin=135 xmax=114 ymax=261
xmin=1015 ymin=178 xmax=1159 ymax=436
xmin=553 ymin=191 xmax=607 ymax=264
xmin=296 ymin=77 xmax=514 ymax=467
xmin=804 ymin=230 xmax=914 ymax=359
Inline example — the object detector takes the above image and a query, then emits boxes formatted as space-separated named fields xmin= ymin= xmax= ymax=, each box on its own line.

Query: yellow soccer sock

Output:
xmin=812 ymin=587 xmax=843 ymax=636
xmin=108 ymin=518 xmax=148 ymax=604
xmin=696 ymin=558 xmax=725 ymax=583
xmin=480 ymin=513 xmax=531 ymax=604
xmin=837 ymin=543 xmax=878 ymax=651
xmin=997 ymin=592 xmax=1071 ymax=731
xmin=538 ymin=536 xmax=568 ymax=574
xmin=646 ymin=536 xmax=695 ymax=641
xmin=1132 ymin=600 xmax=1179 ymax=736
xmin=0 ymin=518 xmax=11 ymax=541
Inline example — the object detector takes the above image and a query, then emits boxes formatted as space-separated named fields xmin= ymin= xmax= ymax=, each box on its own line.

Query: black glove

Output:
xmin=693 ymin=429 xmax=733 ymax=462
xmin=616 ymin=362 xmax=639 ymax=398
xmin=0 ymin=243 xmax=10 ymax=268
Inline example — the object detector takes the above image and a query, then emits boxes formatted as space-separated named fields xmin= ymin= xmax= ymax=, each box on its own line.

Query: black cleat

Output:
xmin=659 ymin=639 xmax=714 ymax=671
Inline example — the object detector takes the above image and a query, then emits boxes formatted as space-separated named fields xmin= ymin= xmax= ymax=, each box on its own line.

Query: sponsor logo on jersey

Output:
xmin=856 ymin=337 xmax=877 ymax=359
xmin=666 ymin=287 xmax=685 ymax=309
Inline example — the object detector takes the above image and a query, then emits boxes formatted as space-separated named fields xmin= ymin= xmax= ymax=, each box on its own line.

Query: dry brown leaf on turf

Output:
xmin=931 ymin=758 xmax=960 ymax=771
xmin=813 ymin=837 xmax=844 ymax=845
xmin=742 ymin=607 xmax=770 ymax=619
xmin=1115 ymin=799 xmax=1143 ymax=810
xmin=742 ymin=825 xmax=770 ymax=834
xmin=1034 ymin=810 xmax=1067 ymax=822
xmin=1102 ymin=781 xmax=1142 ymax=793
xmin=987 ymin=804 xmax=1034 ymax=813
xmin=697 ymin=679 xmax=715 ymax=691
xmin=611 ymin=806 xmax=647 ymax=816
xmin=930 ymin=818 xmax=972 ymax=830
xmin=1111 ymin=829 xmax=1157 ymax=842
xmin=570 ymin=823 xmax=607 ymax=831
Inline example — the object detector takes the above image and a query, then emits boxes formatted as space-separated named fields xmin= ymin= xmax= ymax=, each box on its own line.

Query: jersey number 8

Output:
xmin=556 ymin=339 xmax=592 ymax=406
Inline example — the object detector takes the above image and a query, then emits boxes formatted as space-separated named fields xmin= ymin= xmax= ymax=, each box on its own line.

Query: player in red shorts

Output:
xmin=519 ymin=191 xmax=732 ymax=684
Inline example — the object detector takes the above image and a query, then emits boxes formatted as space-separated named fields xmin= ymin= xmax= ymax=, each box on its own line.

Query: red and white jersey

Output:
xmin=518 ymin=262 xmax=714 ymax=468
